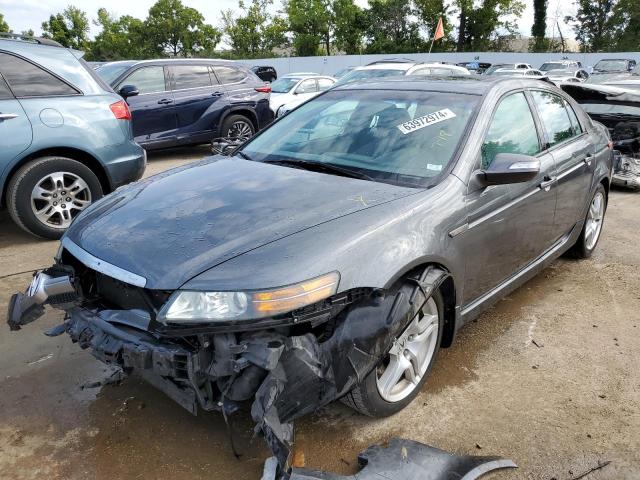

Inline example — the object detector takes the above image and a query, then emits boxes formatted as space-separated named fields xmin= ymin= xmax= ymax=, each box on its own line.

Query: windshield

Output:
xmin=337 ymin=68 xmax=406 ymax=84
xmin=95 ymin=62 xmax=136 ymax=85
xmin=240 ymin=89 xmax=479 ymax=188
xmin=270 ymin=77 xmax=300 ymax=93
xmin=594 ymin=60 xmax=629 ymax=72
xmin=540 ymin=62 xmax=571 ymax=72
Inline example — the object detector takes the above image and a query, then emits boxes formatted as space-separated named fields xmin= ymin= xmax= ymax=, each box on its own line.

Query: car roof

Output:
xmin=331 ymin=76 xmax=551 ymax=96
xmin=355 ymin=63 xmax=415 ymax=71
xmin=125 ymin=58 xmax=236 ymax=66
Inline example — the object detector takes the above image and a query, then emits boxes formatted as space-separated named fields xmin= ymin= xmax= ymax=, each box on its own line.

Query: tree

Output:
xmin=364 ymin=0 xmax=425 ymax=54
xmin=0 ymin=13 xmax=10 ymax=33
xmin=92 ymin=9 xmax=153 ymax=60
xmin=565 ymin=0 xmax=616 ymax=52
xmin=41 ymin=6 xmax=90 ymax=50
xmin=609 ymin=0 xmax=640 ymax=51
xmin=285 ymin=0 xmax=331 ymax=56
xmin=530 ymin=0 xmax=548 ymax=52
xmin=414 ymin=0 xmax=453 ymax=52
xmin=332 ymin=0 xmax=366 ymax=54
xmin=453 ymin=0 xmax=525 ymax=52
xmin=145 ymin=0 xmax=221 ymax=57
xmin=222 ymin=0 xmax=287 ymax=58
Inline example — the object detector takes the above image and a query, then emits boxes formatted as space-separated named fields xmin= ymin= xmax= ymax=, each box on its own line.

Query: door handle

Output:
xmin=584 ymin=153 xmax=593 ymax=166
xmin=539 ymin=176 xmax=556 ymax=191
xmin=212 ymin=91 xmax=223 ymax=97
xmin=0 ymin=113 xmax=18 ymax=121
xmin=157 ymin=98 xmax=173 ymax=105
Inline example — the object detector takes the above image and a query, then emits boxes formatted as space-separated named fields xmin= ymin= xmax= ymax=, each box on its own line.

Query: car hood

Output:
xmin=64 ymin=157 xmax=418 ymax=289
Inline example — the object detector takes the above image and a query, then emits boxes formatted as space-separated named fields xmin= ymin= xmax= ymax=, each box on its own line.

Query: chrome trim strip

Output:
xmin=468 ymin=187 xmax=540 ymax=231
xmin=461 ymin=233 xmax=570 ymax=316
xmin=61 ymin=237 xmax=147 ymax=288
xmin=449 ymin=223 xmax=469 ymax=238
xmin=557 ymin=161 xmax=585 ymax=181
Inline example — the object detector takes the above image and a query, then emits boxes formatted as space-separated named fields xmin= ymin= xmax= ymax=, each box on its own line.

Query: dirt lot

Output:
xmin=1 ymin=147 xmax=639 ymax=480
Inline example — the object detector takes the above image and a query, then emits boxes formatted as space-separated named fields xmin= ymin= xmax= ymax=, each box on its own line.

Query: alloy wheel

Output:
xmin=30 ymin=172 xmax=92 ymax=229
xmin=227 ymin=120 xmax=253 ymax=142
xmin=376 ymin=297 xmax=439 ymax=403
xmin=585 ymin=191 xmax=605 ymax=250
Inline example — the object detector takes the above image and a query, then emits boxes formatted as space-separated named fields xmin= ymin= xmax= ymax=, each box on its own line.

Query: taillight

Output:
xmin=255 ymin=85 xmax=271 ymax=93
xmin=607 ymin=140 xmax=614 ymax=150
xmin=110 ymin=100 xmax=131 ymax=120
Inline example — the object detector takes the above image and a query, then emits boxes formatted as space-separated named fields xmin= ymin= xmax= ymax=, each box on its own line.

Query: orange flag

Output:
xmin=434 ymin=17 xmax=444 ymax=41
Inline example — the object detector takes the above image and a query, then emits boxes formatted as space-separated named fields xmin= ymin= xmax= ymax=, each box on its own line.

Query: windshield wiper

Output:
xmin=236 ymin=151 xmax=253 ymax=161
xmin=264 ymin=158 xmax=375 ymax=181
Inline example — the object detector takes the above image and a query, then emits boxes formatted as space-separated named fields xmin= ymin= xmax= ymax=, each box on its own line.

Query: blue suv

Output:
xmin=0 ymin=34 xmax=146 ymax=239
xmin=95 ymin=59 xmax=273 ymax=150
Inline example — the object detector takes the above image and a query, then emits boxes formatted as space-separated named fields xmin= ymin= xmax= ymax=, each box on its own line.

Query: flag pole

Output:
xmin=428 ymin=36 xmax=435 ymax=54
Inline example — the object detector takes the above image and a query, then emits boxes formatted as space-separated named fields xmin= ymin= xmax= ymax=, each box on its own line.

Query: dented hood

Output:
xmin=64 ymin=156 xmax=417 ymax=289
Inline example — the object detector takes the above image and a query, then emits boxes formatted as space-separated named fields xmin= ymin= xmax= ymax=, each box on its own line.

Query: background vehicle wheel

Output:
xmin=221 ymin=114 xmax=255 ymax=143
xmin=6 ymin=156 xmax=103 ymax=239
xmin=569 ymin=184 xmax=607 ymax=259
xmin=342 ymin=288 xmax=444 ymax=417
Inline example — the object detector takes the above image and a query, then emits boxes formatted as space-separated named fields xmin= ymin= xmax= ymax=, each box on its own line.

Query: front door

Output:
xmin=462 ymin=91 xmax=558 ymax=305
xmin=0 ymin=73 xmax=32 ymax=170
xmin=119 ymin=66 xmax=177 ymax=147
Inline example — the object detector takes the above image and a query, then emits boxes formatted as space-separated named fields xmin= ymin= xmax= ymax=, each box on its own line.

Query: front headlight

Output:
xmin=159 ymin=272 xmax=339 ymax=323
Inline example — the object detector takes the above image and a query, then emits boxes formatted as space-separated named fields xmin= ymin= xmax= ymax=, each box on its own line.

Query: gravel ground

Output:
xmin=0 ymin=147 xmax=638 ymax=479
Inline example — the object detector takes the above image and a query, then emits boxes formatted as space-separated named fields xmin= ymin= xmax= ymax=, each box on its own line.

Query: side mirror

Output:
xmin=118 ymin=84 xmax=139 ymax=99
xmin=477 ymin=153 xmax=540 ymax=186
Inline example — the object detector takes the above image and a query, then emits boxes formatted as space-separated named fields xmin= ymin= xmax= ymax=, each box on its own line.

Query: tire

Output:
xmin=568 ymin=183 xmax=607 ymax=259
xmin=6 ymin=156 xmax=103 ymax=239
xmin=342 ymin=286 xmax=444 ymax=417
xmin=220 ymin=114 xmax=255 ymax=143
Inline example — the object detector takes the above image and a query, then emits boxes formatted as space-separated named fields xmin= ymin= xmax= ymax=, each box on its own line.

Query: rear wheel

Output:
xmin=569 ymin=184 xmax=607 ymax=258
xmin=220 ymin=114 xmax=255 ymax=143
xmin=342 ymin=288 xmax=443 ymax=417
xmin=6 ymin=156 xmax=103 ymax=239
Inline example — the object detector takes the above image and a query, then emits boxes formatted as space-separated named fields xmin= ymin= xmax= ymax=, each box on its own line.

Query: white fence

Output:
xmin=236 ymin=52 xmax=640 ymax=76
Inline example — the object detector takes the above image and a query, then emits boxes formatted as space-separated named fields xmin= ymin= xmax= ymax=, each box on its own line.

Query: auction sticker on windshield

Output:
xmin=397 ymin=109 xmax=457 ymax=135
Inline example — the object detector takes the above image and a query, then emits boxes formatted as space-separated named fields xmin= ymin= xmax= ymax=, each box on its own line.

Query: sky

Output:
xmin=0 ymin=0 xmax=576 ymax=42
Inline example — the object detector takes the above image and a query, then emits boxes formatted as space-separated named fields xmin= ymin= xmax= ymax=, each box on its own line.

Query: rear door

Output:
xmin=462 ymin=91 xmax=557 ymax=304
xmin=117 ymin=65 xmax=176 ymax=147
xmin=0 ymin=71 xmax=32 ymax=170
xmin=530 ymin=90 xmax=593 ymax=237
xmin=168 ymin=64 xmax=227 ymax=144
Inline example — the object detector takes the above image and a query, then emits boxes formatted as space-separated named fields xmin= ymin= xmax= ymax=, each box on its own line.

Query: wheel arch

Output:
xmin=219 ymin=107 xmax=259 ymax=132
xmin=384 ymin=260 xmax=459 ymax=349
xmin=2 ymin=147 xmax=111 ymax=206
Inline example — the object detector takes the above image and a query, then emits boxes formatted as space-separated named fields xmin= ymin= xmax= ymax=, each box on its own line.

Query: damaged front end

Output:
xmin=561 ymin=83 xmax=640 ymax=189
xmin=7 ymin=237 xmax=450 ymax=477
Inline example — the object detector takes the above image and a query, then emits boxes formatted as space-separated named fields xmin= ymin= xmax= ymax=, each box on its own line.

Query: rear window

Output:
xmin=214 ymin=66 xmax=246 ymax=84
xmin=171 ymin=65 xmax=212 ymax=89
xmin=0 ymin=52 xmax=78 ymax=97
xmin=242 ymin=89 xmax=480 ymax=187
xmin=531 ymin=91 xmax=576 ymax=147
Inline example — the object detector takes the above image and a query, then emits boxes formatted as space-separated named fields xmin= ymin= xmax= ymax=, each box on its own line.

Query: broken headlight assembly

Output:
xmin=158 ymin=272 xmax=340 ymax=323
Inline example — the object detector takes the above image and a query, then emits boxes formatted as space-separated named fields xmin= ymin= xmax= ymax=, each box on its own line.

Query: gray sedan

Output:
xmin=8 ymin=77 xmax=612 ymax=471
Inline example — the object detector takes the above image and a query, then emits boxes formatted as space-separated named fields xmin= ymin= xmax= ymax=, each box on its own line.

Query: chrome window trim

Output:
xmin=61 ymin=237 xmax=147 ymax=288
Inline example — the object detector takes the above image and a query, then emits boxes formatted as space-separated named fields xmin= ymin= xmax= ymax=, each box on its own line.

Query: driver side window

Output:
xmin=482 ymin=92 xmax=540 ymax=169
xmin=296 ymin=79 xmax=317 ymax=94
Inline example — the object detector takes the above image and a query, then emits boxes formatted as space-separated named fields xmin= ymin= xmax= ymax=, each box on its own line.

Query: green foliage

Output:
xmin=286 ymin=0 xmax=331 ymax=56
xmin=91 ymin=9 xmax=153 ymax=60
xmin=0 ymin=13 xmax=10 ymax=33
xmin=565 ymin=0 xmax=616 ymax=52
xmin=414 ymin=0 xmax=454 ymax=52
xmin=530 ymin=0 xmax=548 ymax=52
xmin=332 ymin=0 xmax=366 ymax=54
xmin=41 ymin=6 xmax=90 ymax=50
xmin=454 ymin=0 xmax=525 ymax=51
xmin=609 ymin=0 xmax=640 ymax=51
xmin=222 ymin=0 xmax=288 ymax=58
xmin=145 ymin=0 xmax=221 ymax=57
xmin=364 ymin=0 xmax=425 ymax=54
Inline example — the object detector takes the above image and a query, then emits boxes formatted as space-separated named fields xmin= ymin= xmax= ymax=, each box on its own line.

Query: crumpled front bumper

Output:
xmin=612 ymin=152 xmax=640 ymax=189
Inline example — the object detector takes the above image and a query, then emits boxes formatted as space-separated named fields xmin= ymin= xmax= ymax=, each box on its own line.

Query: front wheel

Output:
xmin=342 ymin=289 xmax=443 ymax=417
xmin=569 ymin=184 xmax=607 ymax=258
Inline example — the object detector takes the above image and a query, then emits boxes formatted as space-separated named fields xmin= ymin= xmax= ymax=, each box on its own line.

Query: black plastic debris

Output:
xmin=284 ymin=438 xmax=517 ymax=480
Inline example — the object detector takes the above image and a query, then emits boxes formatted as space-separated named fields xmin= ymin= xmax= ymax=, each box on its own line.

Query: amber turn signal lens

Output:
xmin=252 ymin=272 xmax=339 ymax=314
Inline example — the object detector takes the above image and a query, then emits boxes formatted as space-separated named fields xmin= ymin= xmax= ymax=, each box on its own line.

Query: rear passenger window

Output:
xmin=482 ymin=92 xmax=540 ymax=168
xmin=121 ymin=66 xmax=166 ymax=94
xmin=215 ymin=66 xmax=246 ymax=84
xmin=171 ymin=65 xmax=212 ymax=90
xmin=317 ymin=78 xmax=334 ymax=91
xmin=564 ymin=101 xmax=583 ymax=136
xmin=0 ymin=74 xmax=13 ymax=99
xmin=0 ymin=52 xmax=78 ymax=97
xmin=531 ymin=91 xmax=575 ymax=147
